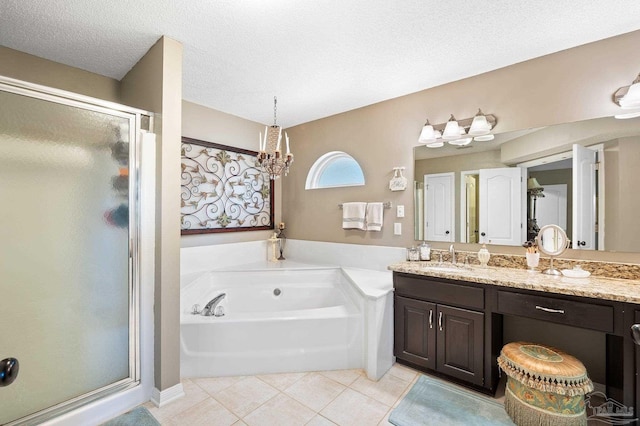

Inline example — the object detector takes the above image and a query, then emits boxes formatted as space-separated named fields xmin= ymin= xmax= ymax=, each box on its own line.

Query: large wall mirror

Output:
xmin=414 ymin=116 xmax=640 ymax=253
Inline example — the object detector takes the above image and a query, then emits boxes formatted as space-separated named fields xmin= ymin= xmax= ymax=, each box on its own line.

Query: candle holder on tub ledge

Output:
xmin=276 ymin=222 xmax=287 ymax=260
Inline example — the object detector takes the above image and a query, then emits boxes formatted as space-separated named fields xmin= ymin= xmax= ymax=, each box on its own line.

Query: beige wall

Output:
xmin=181 ymin=101 xmax=282 ymax=248
xmin=283 ymin=29 xmax=640 ymax=263
xmin=120 ymin=37 xmax=183 ymax=392
xmin=605 ymin=137 xmax=640 ymax=252
xmin=0 ymin=46 xmax=120 ymax=102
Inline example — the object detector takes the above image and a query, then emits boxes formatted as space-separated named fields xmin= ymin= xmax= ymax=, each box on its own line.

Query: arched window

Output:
xmin=305 ymin=151 xmax=365 ymax=190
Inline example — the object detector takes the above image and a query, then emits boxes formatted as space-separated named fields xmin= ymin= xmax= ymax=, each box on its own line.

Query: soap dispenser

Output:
xmin=477 ymin=244 xmax=490 ymax=267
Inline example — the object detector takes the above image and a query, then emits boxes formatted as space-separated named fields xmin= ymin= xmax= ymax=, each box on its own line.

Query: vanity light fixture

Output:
xmin=418 ymin=109 xmax=497 ymax=148
xmin=613 ymin=72 xmax=640 ymax=119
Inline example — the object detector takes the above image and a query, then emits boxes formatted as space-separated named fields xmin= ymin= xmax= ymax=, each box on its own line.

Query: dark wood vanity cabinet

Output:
xmin=393 ymin=270 xmax=638 ymax=406
xmin=394 ymin=274 xmax=485 ymax=387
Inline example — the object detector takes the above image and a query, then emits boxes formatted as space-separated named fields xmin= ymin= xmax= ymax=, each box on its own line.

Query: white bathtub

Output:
xmin=180 ymin=262 xmax=364 ymax=377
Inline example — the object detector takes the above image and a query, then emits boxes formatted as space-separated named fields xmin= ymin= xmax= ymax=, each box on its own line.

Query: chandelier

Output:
xmin=258 ymin=96 xmax=294 ymax=179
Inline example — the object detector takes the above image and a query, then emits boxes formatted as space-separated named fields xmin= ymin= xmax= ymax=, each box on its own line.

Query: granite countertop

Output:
xmin=388 ymin=261 xmax=640 ymax=304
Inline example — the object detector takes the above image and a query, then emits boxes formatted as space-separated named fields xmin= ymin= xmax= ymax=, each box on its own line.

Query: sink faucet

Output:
xmin=449 ymin=244 xmax=456 ymax=265
xmin=202 ymin=293 xmax=226 ymax=316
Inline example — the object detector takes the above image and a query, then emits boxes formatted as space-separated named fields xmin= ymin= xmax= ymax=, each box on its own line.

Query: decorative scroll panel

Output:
xmin=180 ymin=137 xmax=274 ymax=234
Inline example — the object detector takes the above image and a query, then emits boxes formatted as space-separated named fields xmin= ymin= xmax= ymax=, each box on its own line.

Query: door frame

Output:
xmin=460 ymin=170 xmax=479 ymax=244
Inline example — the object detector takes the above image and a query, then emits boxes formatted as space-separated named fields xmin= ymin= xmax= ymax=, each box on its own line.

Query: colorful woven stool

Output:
xmin=497 ymin=341 xmax=594 ymax=426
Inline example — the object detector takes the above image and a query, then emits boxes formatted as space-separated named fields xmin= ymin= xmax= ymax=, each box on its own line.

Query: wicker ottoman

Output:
xmin=497 ymin=341 xmax=594 ymax=426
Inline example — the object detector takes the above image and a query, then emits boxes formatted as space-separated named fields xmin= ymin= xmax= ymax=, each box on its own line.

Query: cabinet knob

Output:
xmin=480 ymin=232 xmax=486 ymax=237
xmin=445 ymin=231 xmax=450 ymax=235
xmin=577 ymin=240 xmax=587 ymax=247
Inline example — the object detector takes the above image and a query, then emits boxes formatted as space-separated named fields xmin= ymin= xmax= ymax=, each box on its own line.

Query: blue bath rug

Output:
xmin=102 ymin=406 xmax=160 ymax=426
xmin=389 ymin=375 xmax=514 ymax=426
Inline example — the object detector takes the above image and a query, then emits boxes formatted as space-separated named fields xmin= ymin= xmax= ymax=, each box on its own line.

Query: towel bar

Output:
xmin=338 ymin=202 xmax=392 ymax=209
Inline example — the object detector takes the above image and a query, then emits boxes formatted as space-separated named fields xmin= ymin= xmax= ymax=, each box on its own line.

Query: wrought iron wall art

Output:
xmin=181 ymin=137 xmax=274 ymax=234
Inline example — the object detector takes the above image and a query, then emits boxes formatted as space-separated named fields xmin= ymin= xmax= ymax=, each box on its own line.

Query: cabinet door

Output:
xmin=436 ymin=305 xmax=484 ymax=386
xmin=394 ymin=296 xmax=436 ymax=370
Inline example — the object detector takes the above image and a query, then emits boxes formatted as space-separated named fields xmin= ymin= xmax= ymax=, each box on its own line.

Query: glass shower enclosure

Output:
xmin=0 ymin=77 xmax=147 ymax=425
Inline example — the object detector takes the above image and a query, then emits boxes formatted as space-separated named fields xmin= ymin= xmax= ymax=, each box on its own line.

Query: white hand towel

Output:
xmin=366 ymin=202 xmax=384 ymax=231
xmin=342 ymin=202 xmax=367 ymax=230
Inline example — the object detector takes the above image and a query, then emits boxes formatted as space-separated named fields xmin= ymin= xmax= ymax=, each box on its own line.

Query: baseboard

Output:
xmin=150 ymin=383 xmax=185 ymax=407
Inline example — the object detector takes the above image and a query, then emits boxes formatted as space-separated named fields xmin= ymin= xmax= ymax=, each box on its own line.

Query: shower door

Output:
xmin=0 ymin=80 xmax=141 ymax=425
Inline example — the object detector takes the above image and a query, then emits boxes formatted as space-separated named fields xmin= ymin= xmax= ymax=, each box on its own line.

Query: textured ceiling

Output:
xmin=2 ymin=1 xmax=640 ymax=127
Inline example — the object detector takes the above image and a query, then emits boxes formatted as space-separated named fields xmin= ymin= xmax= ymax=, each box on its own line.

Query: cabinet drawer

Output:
xmin=394 ymin=275 xmax=484 ymax=310
xmin=497 ymin=291 xmax=613 ymax=333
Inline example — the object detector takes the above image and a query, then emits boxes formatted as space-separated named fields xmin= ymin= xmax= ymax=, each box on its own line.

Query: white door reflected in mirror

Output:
xmin=425 ymin=172 xmax=454 ymax=242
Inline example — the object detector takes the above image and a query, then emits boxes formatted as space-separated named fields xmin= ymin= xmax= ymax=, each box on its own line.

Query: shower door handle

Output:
xmin=0 ymin=357 xmax=19 ymax=387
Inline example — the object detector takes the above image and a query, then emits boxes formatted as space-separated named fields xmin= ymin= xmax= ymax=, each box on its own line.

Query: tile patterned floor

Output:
xmin=144 ymin=363 xmax=505 ymax=426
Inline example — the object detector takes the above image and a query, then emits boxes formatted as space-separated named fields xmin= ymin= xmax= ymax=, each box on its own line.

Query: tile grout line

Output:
xmin=150 ymin=367 xmax=422 ymax=425
xmin=219 ymin=376 xmax=282 ymax=421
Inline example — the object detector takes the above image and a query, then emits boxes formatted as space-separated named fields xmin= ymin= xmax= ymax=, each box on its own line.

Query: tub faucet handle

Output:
xmin=191 ymin=304 xmax=201 ymax=315
xmin=202 ymin=293 xmax=227 ymax=316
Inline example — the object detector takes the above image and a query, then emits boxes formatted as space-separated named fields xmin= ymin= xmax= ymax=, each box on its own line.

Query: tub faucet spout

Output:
xmin=202 ymin=293 xmax=226 ymax=316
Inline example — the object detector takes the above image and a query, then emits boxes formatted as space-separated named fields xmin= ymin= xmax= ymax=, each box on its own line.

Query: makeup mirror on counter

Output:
xmin=537 ymin=224 xmax=569 ymax=275
xmin=414 ymin=116 xmax=640 ymax=253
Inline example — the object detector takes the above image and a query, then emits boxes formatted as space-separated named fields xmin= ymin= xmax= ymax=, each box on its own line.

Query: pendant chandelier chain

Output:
xmin=273 ymin=96 xmax=278 ymax=126
xmin=258 ymin=96 xmax=294 ymax=179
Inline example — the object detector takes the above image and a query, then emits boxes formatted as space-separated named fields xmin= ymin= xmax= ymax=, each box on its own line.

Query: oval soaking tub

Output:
xmin=180 ymin=263 xmax=364 ymax=377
